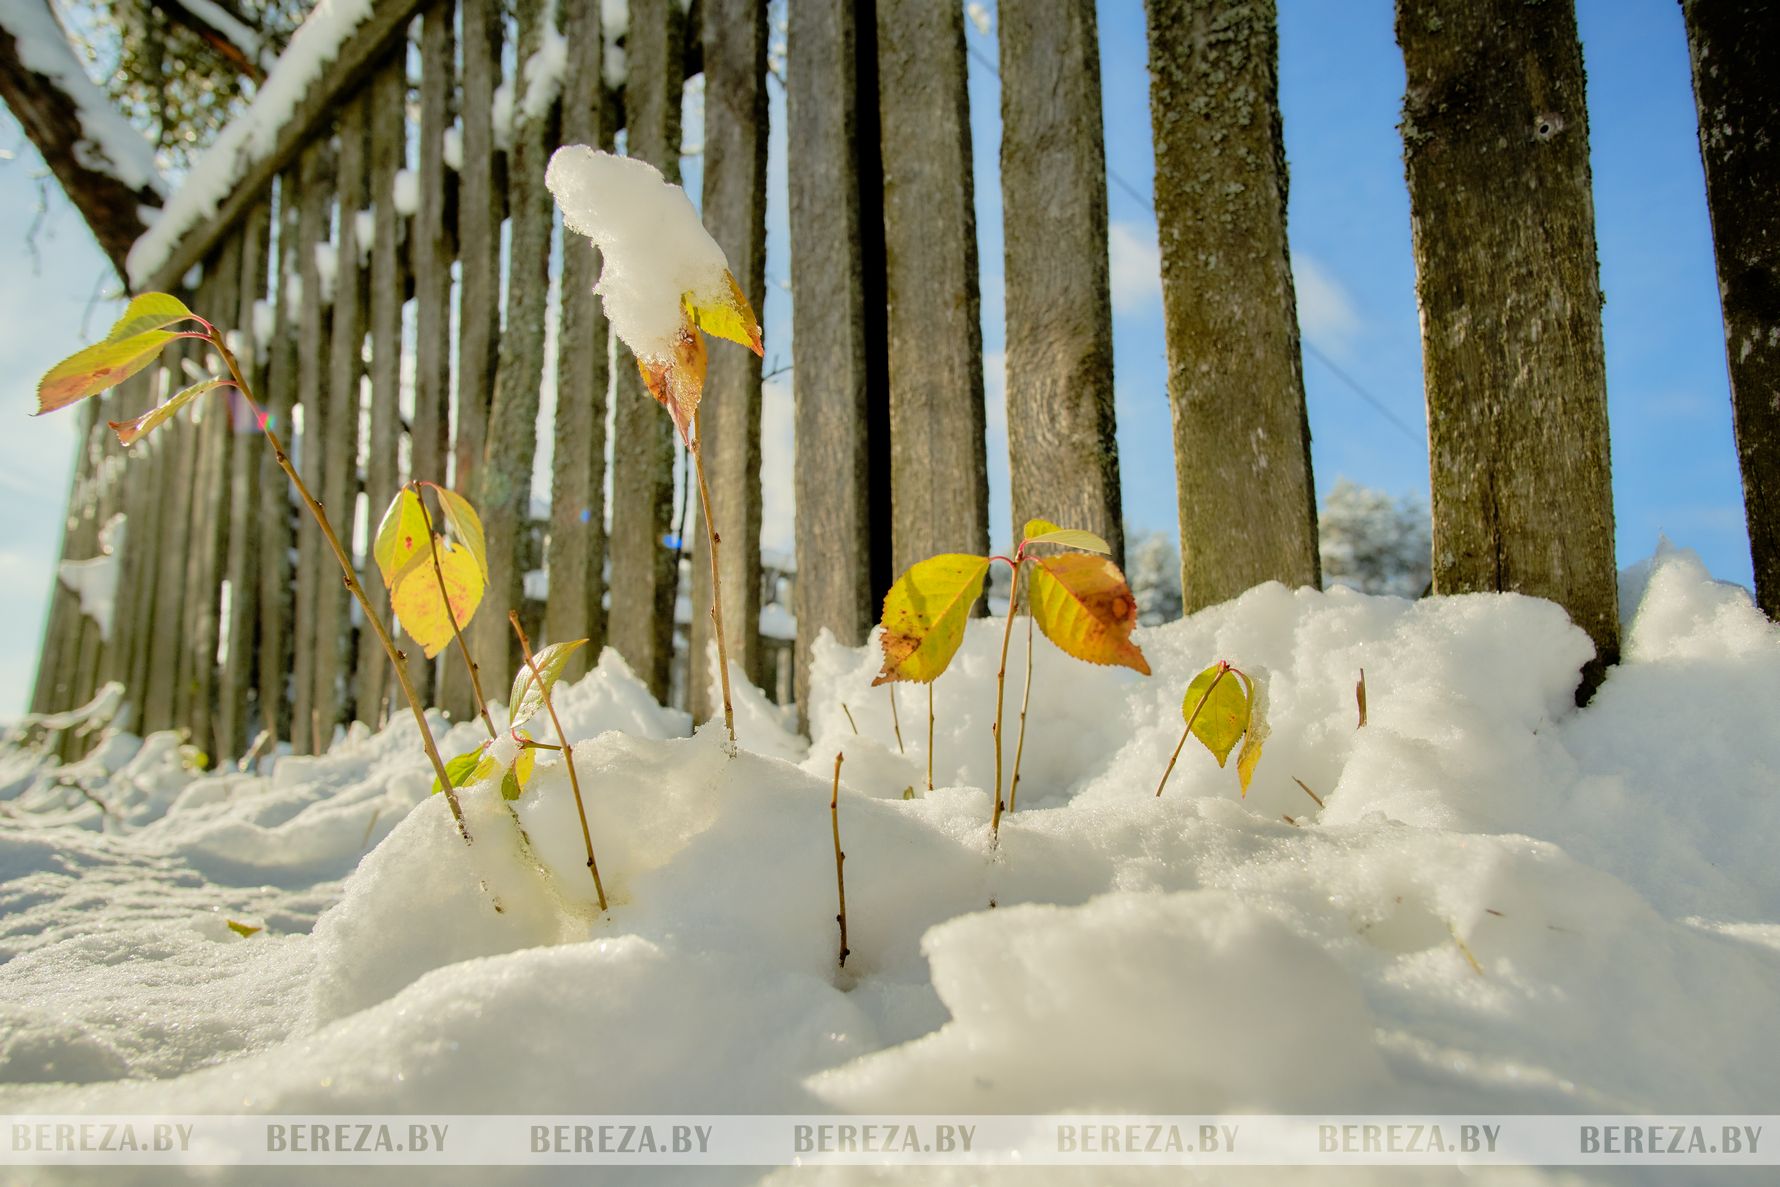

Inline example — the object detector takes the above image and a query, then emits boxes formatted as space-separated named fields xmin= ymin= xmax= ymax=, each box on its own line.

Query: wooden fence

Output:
xmin=28 ymin=0 xmax=1770 ymax=762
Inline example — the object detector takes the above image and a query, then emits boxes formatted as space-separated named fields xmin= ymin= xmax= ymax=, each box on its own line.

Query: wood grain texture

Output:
xmin=875 ymin=0 xmax=989 ymax=573
xmin=689 ymin=0 xmax=768 ymax=723
xmin=218 ymin=201 xmax=270 ymax=759
xmin=1398 ymin=0 xmax=1620 ymax=680
xmin=143 ymin=334 xmax=199 ymax=736
xmin=290 ymin=141 xmax=333 ymax=752
xmin=1146 ymin=0 xmax=1320 ymax=611
xmin=998 ymin=0 xmax=1123 ymax=566
xmin=258 ymin=168 xmax=304 ymax=749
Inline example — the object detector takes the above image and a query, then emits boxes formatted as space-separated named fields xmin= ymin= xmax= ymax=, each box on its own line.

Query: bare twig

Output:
xmin=509 ymin=611 xmax=606 ymax=911
xmin=1007 ymin=609 xmax=1035 ymax=815
xmin=1356 ymin=668 xmax=1368 ymax=728
xmin=830 ymin=751 xmax=849 ymax=969
xmin=990 ymin=565 xmax=1026 ymax=837
xmin=690 ymin=407 xmax=736 ymax=750
xmin=926 ymin=682 xmax=935 ymax=793
xmin=840 ymin=702 xmax=859 ymax=735
xmin=888 ymin=684 xmax=904 ymax=754
xmin=1292 ymin=776 xmax=1325 ymax=808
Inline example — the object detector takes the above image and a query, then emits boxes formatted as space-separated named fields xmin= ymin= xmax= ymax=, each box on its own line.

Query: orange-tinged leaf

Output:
xmin=373 ymin=487 xmax=430 ymax=590
xmin=510 ymin=638 xmax=589 ymax=729
xmin=391 ymin=536 xmax=485 ymax=658
xmin=1234 ymin=668 xmax=1269 ymax=795
xmin=1026 ymin=552 xmax=1150 ymax=674
xmin=38 ymin=329 xmax=190 ymax=415
xmin=435 ymin=487 xmax=488 ymax=579
xmin=104 ymin=292 xmax=201 ymax=342
xmin=1182 ymin=662 xmax=1248 ymax=767
xmin=685 ymin=271 xmax=764 ymax=357
xmin=637 ymin=321 xmax=708 ymax=445
xmin=874 ymin=554 xmax=992 ymax=685
xmin=107 ymin=377 xmax=230 ymax=446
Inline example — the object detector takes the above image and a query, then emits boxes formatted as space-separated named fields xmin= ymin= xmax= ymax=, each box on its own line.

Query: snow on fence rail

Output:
xmin=30 ymin=0 xmax=1649 ymax=764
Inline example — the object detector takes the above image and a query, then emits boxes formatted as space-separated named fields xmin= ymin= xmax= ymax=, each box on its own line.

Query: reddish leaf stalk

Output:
xmin=211 ymin=333 xmax=469 ymax=840
xmin=509 ymin=611 xmax=607 ymax=911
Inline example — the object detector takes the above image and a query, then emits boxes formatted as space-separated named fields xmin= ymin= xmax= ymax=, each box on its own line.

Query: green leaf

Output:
xmin=104 ymin=292 xmax=201 ymax=342
xmin=510 ymin=639 xmax=589 ymax=729
xmin=873 ymin=554 xmax=992 ymax=685
xmin=107 ymin=377 xmax=231 ymax=446
xmin=1026 ymin=552 xmax=1150 ymax=674
xmin=1022 ymin=518 xmax=1112 ymax=555
xmin=500 ymin=743 xmax=537 ymax=800
xmin=1182 ymin=662 xmax=1249 ymax=767
xmin=373 ymin=488 xmax=431 ymax=590
xmin=38 ymin=329 xmax=189 ymax=415
xmin=432 ymin=749 xmax=486 ymax=795
xmin=435 ymin=487 xmax=488 ymax=580
xmin=1235 ymin=669 xmax=1269 ymax=795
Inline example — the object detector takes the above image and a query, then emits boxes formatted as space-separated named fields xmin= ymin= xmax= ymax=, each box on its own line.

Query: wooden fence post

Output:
xmin=1682 ymin=0 xmax=1780 ymax=620
xmin=546 ymin=0 xmax=611 ymax=680
xmin=999 ymin=0 xmax=1123 ymax=564
xmin=875 ymin=0 xmax=989 ymax=572
xmin=1146 ymin=0 xmax=1320 ymax=611
xmin=607 ymin=0 xmax=685 ymax=702
xmin=290 ymin=141 xmax=334 ymax=752
xmin=259 ymin=168 xmax=304 ymax=750
xmin=690 ymin=0 xmax=769 ymax=723
xmin=1398 ymin=0 xmax=1620 ymax=684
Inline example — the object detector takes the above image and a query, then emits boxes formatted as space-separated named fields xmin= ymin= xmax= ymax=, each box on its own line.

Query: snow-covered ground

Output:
xmin=2 ymin=545 xmax=1777 ymax=1184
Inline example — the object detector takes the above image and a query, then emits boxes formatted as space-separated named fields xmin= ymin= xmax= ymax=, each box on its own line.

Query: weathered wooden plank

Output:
xmin=29 ymin=401 xmax=97 ymax=716
xmin=875 ymin=0 xmax=989 ymax=573
xmin=606 ymin=0 xmax=685 ymax=702
xmin=1147 ymin=0 xmax=1320 ymax=609
xmin=143 ymin=333 xmax=200 ymax=736
xmin=999 ymin=0 xmax=1122 ymax=564
xmin=100 ymin=371 xmax=151 ymax=696
xmin=144 ymin=0 xmax=430 ymax=293
xmin=439 ymin=0 xmax=502 ymax=722
xmin=355 ymin=52 xmax=408 ymax=729
xmin=123 ymin=379 xmax=167 ymax=727
xmin=689 ymin=0 xmax=768 ymax=725
xmin=471 ymin=0 xmax=559 ymax=700
xmin=1683 ymin=0 xmax=1780 ymax=620
xmin=314 ymin=92 xmax=371 ymax=748
xmin=218 ymin=200 xmax=271 ymax=760
xmin=408 ymin=0 xmax=456 ymax=704
xmin=179 ymin=235 xmax=240 ymax=759
xmin=258 ymin=168 xmax=304 ymax=750
xmin=544 ymin=0 xmax=610 ymax=681
xmin=290 ymin=142 xmax=335 ymax=753
xmin=787 ymin=0 xmax=892 ymax=730
xmin=1397 ymin=0 xmax=1619 ymax=685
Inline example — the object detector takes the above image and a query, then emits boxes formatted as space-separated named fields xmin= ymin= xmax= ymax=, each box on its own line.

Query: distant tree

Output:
xmin=1318 ymin=479 xmax=1431 ymax=598
xmin=1125 ymin=529 xmax=1183 ymax=626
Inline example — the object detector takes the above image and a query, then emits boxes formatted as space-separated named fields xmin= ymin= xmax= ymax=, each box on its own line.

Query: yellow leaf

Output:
xmin=38 ymin=329 xmax=188 ymax=415
xmin=1182 ymin=662 xmax=1249 ymax=767
xmin=874 ymin=554 xmax=992 ymax=685
xmin=1026 ymin=552 xmax=1150 ymax=674
xmin=372 ymin=488 xmax=431 ymax=590
xmin=1234 ymin=668 xmax=1269 ymax=795
xmin=685 ymin=271 xmax=764 ymax=357
xmin=104 ymin=292 xmax=201 ymax=342
xmin=1023 ymin=521 xmax=1113 ymax=554
xmin=637 ymin=320 xmax=708 ymax=446
xmin=510 ymin=638 xmax=589 ymax=729
xmin=225 ymin=919 xmax=261 ymax=938
xmin=435 ymin=487 xmax=488 ymax=580
xmin=391 ymin=536 xmax=485 ymax=658
xmin=107 ymin=377 xmax=230 ymax=446
xmin=502 ymin=743 xmax=536 ymax=800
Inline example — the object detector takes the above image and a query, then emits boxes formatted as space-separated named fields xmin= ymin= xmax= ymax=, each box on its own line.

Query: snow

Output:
xmin=0 ymin=0 xmax=165 ymax=197
xmin=125 ymin=0 xmax=379 ymax=288
xmin=393 ymin=167 xmax=419 ymax=215
xmin=4 ymin=549 xmax=1780 ymax=1165
xmin=546 ymin=147 xmax=735 ymax=361
xmin=178 ymin=0 xmax=266 ymax=70
xmin=55 ymin=514 xmax=125 ymax=641
xmin=442 ymin=122 xmax=464 ymax=171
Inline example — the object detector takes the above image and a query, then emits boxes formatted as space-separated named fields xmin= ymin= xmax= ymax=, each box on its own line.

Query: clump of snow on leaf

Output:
xmin=545 ymin=146 xmax=733 ymax=361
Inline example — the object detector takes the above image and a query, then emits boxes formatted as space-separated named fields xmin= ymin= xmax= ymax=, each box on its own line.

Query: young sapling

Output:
xmin=1153 ymin=660 xmax=1270 ymax=798
xmin=35 ymin=294 xmax=471 ymax=839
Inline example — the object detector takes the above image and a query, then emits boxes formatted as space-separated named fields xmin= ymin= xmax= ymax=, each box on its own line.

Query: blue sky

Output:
xmin=0 ymin=0 xmax=1750 ymax=718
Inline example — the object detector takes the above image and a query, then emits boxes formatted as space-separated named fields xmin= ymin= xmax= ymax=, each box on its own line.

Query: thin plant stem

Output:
xmin=1007 ymin=609 xmax=1034 ymax=816
xmin=211 ymin=334 xmax=469 ymax=841
xmin=841 ymin=703 xmax=859 ymax=735
xmin=926 ymin=682 xmax=934 ymax=793
xmin=1154 ymin=663 xmax=1230 ymax=798
xmin=689 ymin=407 xmax=736 ymax=750
xmin=509 ymin=611 xmax=607 ymax=911
xmin=830 ymin=751 xmax=848 ymax=969
xmin=413 ymin=481 xmax=496 ymax=739
xmin=888 ymin=684 xmax=904 ymax=754
xmin=990 ymin=562 xmax=1025 ymax=838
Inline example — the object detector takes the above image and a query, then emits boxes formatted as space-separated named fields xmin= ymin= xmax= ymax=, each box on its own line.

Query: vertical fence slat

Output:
xmin=875 ymin=0 xmax=989 ymax=573
xmin=1683 ymin=0 xmax=1780 ymax=620
xmin=143 ymin=333 xmax=198 ymax=736
xmin=357 ymin=53 xmax=408 ymax=728
xmin=29 ymin=402 xmax=97 ymax=716
xmin=441 ymin=0 xmax=503 ymax=722
xmin=409 ymin=0 xmax=456 ymax=703
xmin=124 ymin=385 xmax=166 ymax=729
xmin=101 ymin=374 xmax=148 ymax=698
xmin=545 ymin=0 xmax=610 ymax=681
xmin=1397 ymin=0 xmax=1619 ymax=683
xmin=315 ymin=93 xmax=371 ymax=746
xmin=291 ymin=142 xmax=335 ymax=752
xmin=999 ymin=0 xmax=1123 ymax=564
xmin=472 ymin=0 xmax=558 ymax=700
xmin=787 ymin=0 xmax=891 ymax=729
xmin=689 ymin=0 xmax=769 ymax=724
xmin=260 ymin=169 xmax=304 ymax=749
xmin=219 ymin=200 xmax=271 ymax=760
xmin=606 ymin=0 xmax=685 ymax=702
